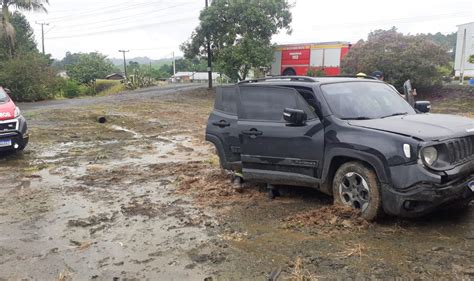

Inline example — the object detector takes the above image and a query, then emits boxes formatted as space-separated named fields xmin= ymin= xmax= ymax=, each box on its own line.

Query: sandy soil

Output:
xmin=0 ymin=85 xmax=472 ymax=280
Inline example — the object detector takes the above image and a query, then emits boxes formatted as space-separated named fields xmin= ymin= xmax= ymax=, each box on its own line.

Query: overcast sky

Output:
xmin=23 ymin=0 xmax=473 ymax=60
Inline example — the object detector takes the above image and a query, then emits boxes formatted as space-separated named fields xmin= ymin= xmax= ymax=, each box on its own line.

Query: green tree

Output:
xmin=66 ymin=52 xmax=114 ymax=85
xmin=1 ymin=0 xmax=48 ymax=57
xmin=0 ymin=12 xmax=37 ymax=59
xmin=181 ymin=0 xmax=292 ymax=81
xmin=128 ymin=61 xmax=140 ymax=73
xmin=341 ymin=27 xmax=450 ymax=91
xmin=174 ymin=57 xmax=208 ymax=72
xmin=420 ymin=32 xmax=456 ymax=60
xmin=52 ymin=51 xmax=81 ymax=70
xmin=0 ymin=52 xmax=57 ymax=101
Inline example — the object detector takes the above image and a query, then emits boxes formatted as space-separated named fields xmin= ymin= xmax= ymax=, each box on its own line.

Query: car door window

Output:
xmin=214 ymin=86 xmax=237 ymax=115
xmin=238 ymin=86 xmax=314 ymax=121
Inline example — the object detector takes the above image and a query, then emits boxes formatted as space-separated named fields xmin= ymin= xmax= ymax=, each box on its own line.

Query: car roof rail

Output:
xmin=238 ymin=76 xmax=318 ymax=84
xmin=322 ymin=75 xmax=378 ymax=80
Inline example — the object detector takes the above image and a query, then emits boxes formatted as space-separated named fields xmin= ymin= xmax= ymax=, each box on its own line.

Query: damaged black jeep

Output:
xmin=205 ymin=76 xmax=474 ymax=220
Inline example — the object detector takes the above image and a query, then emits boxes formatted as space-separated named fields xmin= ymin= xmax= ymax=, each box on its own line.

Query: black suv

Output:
xmin=205 ymin=76 xmax=474 ymax=220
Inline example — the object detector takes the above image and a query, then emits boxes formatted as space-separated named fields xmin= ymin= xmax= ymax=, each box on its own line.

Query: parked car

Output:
xmin=0 ymin=87 xmax=28 ymax=152
xmin=205 ymin=76 xmax=474 ymax=220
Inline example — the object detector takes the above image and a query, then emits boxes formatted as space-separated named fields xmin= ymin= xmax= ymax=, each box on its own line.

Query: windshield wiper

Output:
xmin=380 ymin=112 xmax=408 ymax=119
xmin=341 ymin=116 xmax=373 ymax=120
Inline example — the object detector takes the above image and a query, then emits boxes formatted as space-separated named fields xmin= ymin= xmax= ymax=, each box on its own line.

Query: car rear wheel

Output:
xmin=332 ymin=161 xmax=383 ymax=221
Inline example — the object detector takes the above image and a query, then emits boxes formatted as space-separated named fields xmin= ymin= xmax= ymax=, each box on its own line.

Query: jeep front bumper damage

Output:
xmin=382 ymin=163 xmax=473 ymax=217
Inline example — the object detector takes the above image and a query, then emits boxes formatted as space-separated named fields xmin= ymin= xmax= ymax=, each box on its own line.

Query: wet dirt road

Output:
xmin=0 ymin=86 xmax=473 ymax=280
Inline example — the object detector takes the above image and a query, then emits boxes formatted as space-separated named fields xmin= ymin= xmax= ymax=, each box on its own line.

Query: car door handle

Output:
xmin=212 ymin=120 xmax=230 ymax=127
xmin=242 ymin=129 xmax=263 ymax=136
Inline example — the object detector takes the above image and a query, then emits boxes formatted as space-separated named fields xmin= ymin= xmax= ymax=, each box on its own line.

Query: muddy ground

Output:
xmin=0 ymin=85 xmax=473 ymax=280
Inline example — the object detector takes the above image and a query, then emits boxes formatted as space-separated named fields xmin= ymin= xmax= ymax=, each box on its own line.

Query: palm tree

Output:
xmin=1 ymin=0 xmax=49 ymax=57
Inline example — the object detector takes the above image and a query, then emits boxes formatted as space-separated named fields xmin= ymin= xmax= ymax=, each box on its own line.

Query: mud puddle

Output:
xmin=0 ymin=132 xmax=217 ymax=279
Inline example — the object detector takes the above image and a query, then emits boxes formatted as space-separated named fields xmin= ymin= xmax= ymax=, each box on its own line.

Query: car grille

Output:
xmin=0 ymin=121 xmax=17 ymax=132
xmin=446 ymin=136 xmax=474 ymax=165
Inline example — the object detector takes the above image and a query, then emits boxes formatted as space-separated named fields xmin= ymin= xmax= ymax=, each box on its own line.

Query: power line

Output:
xmin=46 ymin=16 xmax=197 ymax=40
xmin=44 ymin=1 xmax=169 ymax=22
xmin=310 ymin=11 xmax=472 ymax=29
xmin=48 ymin=3 xmax=199 ymax=33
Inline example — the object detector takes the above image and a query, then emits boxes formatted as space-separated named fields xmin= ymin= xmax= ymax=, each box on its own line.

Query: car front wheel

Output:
xmin=332 ymin=161 xmax=384 ymax=221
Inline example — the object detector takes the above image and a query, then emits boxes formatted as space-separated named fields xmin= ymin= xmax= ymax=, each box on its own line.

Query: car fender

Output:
xmin=322 ymin=147 xmax=391 ymax=185
xmin=205 ymin=133 xmax=230 ymax=169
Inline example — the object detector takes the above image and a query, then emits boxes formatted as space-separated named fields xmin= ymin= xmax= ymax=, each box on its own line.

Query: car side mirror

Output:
xmin=4 ymin=88 xmax=11 ymax=94
xmin=283 ymin=108 xmax=307 ymax=125
xmin=415 ymin=101 xmax=431 ymax=113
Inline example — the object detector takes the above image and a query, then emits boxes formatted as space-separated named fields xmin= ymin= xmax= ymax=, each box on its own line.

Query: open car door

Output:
xmin=403 ymin=80 xmax=415 ymax=108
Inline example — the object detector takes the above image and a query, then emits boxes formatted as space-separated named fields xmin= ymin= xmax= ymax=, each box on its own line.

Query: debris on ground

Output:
xmin=281 ymin=205 xmax=370 ymax=233
xmin=68 ymin=212 xmax=117 ymax=228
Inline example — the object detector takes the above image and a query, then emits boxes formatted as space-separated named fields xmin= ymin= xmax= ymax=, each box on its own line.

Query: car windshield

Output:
xmin=0 ymin=88 xmax=8 ymax=103
xmin=321 ymin=81 xmax=415 ymax=120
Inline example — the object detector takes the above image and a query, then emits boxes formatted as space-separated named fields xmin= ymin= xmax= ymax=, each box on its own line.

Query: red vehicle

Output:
xmin=0 ymin=87 xmax=28 ymax=152
xmin=270 ymin=41 xmax=351 ymax=76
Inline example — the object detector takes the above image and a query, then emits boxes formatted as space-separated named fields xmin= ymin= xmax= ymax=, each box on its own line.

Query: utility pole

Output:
xmin=118 ymin=50 xmax=129 ymax=79
xmin=36 ymin=22 xmax=49 ymax=54
xmin=205 ymin=0 xmax=212 ymax=89
xmin=459 ymin=28 xmax=467 ymax=84
xmin=172 ymin=51 xmax=176 ymax=76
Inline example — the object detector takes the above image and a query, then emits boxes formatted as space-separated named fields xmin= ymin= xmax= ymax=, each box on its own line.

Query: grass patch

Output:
xmin=98 ymin=82 xmax=126 ymax=96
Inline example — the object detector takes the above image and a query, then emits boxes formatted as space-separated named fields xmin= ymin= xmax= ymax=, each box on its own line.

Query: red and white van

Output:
xmin=0 ymin=87 xmax=28 ymax=152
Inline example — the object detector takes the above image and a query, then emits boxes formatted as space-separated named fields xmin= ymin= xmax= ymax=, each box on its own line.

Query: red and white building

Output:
xmin=270 ymin=41 xmax=351 ymax=76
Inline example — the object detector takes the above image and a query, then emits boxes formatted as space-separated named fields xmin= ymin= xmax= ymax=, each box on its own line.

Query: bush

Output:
xmin=341 ymin=28 xmax=451 ymax=91
xmin=100 ymin=83 xmax=125 ymax=96
xmin=62 ymin=79 xmax=81 ymax=98
xmin=0 ymin=53 xmax=57 ymax=101
xmin=94 ymin=79 xmax=121 ymax=93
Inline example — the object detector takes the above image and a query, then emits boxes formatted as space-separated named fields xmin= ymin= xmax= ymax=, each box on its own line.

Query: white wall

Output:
xmin=454 ymin=22 xmax=474 ymax=77
xmin=271 ymin=51 xmax=282 ymax=76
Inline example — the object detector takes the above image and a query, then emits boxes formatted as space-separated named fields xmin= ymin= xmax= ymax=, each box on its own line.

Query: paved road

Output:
xmin=18 ymin=83 xmax=207 ymax=111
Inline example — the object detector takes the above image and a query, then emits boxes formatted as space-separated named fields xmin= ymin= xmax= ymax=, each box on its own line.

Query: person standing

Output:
xmin=370 ymin=70 xmax=384 ymax=81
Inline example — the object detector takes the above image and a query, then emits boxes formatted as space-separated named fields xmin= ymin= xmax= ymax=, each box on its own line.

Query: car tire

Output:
xmin=332 ymin=161 xmax=384 ymax=221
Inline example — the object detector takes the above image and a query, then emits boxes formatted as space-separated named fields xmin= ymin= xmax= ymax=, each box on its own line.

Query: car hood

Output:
xmin=348 ymin=113 xmax=474 ymax=141
xmin=0 ymin=99 xmax=15 ymax=121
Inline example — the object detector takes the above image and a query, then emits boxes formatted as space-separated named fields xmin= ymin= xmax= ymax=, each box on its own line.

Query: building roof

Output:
xmin=192 ymin=72 xmax=220 ymax=80
xmin=457 ymin=22 xmax=474 ymax=27
xmin=106 ymin=73 xmax=125 ymax=79
xmin=171 ymin=71 xmax=222 ymax=80
xmin=173 ymin=72 xmax=194 ymax=78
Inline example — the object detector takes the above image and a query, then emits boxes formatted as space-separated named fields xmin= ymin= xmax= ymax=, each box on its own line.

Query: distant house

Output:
xmin=170 ymin=71 xmax=228 ymax=83
xmin=106 ymin=73 xmax=125 ymax=80
xmin=455 ymin=22 xmax=474 ymax=80
xmin=56 ymin=70 xmax=69 ymax=79
xmin=172 ymin=72 xmax=194 ymax=82
xmin=191 ymin=72 xmax=221 ymax=83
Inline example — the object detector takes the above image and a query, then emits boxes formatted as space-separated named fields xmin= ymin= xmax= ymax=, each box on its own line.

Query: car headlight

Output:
xmin=421 ymin=146 xmax=438 ymax=166
xmin=14 ymin=107 xmax=20 ymax=118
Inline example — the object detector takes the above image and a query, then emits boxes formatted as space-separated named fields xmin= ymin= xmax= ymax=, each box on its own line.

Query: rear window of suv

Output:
xmin=239 ymin=86 xmax=315 ymax=121
xmin=214 ymin=86 xmax=237 ymax=115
